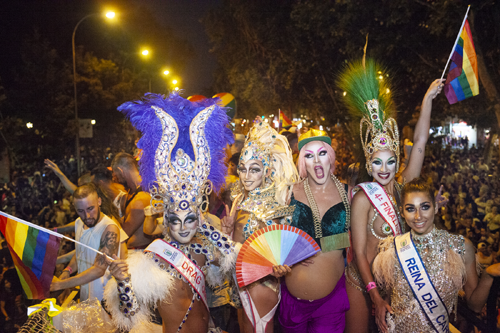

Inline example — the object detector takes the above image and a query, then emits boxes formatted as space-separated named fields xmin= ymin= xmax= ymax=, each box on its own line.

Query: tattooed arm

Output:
xmin=51 ymin=224 xmax=120 ymax=291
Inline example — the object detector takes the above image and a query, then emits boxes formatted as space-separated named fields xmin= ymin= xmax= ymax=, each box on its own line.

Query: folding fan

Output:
xmin=235 ymin=224 xmax=320 ymax=287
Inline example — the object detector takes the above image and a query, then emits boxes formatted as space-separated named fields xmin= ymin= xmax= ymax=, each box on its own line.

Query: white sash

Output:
xmin=145 ymin=239 xmax=208 ymax=311
xmin=356 ymin=182 xmax=402 ymax=236
xmin=395 ymin=232 xmax=449 ymax=333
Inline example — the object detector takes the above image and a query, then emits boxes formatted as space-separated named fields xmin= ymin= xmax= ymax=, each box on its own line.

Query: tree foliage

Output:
xmin=204 ymin=0 xmax=499 ymax=130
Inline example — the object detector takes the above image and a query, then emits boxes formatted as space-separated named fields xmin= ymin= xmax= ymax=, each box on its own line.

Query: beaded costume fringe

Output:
xmin=373 ymin=236 xmax=466 ymax=292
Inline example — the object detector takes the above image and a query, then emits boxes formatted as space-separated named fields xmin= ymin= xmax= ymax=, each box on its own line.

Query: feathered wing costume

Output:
xmin=337 ymin=59 xmax=399 ymax=175
xmin=102 ymin=93 xmax=238 ymax=332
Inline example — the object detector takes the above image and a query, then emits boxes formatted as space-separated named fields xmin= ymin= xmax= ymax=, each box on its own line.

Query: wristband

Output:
xmin=63 ymin=266 xmax=73 ymax=274
xmin=144 ymin=206 xmax=153 ymax=217
xmin=366 ymin=281 xmax=377 ymax=292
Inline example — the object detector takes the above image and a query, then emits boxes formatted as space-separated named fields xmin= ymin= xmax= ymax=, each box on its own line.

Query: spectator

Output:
xmin=111 ymin=153 xmax=151 ymax=251
xmin=50 ymin=183 xmax=128 ymax=302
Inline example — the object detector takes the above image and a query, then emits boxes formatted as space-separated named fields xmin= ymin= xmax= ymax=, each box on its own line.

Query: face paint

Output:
xmin=304 ymin=141 xmax=331 ymax=185
xmin=167 ymin=209 xmax=199 ymax=244
xmin=237 ymin=160 xmax=264 ymax=192
xmin=371 ymin=149 xmax=397 ymax=185
xmin=403 ymin=192 xmax=438 ymax=235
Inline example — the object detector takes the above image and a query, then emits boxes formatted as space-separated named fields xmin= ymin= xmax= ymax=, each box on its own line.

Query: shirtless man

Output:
xmin=111 ymin=153 xmax=151 ymax=250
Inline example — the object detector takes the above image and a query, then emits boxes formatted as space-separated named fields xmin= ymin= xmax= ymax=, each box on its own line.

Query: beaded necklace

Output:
xmin=303 ymin=174 xmax=350 ymax=239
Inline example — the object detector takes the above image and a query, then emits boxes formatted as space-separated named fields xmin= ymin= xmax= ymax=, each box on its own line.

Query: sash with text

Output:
xmin=395 ymin=232 xmax=449 ymax=333
xmin=356 ymin=182 xmax=402 ymax=236
xmin=145 ymin=239 xmax=208 ymax=311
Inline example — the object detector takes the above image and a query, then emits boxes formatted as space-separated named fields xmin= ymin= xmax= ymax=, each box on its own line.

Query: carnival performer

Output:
xmin=373 ymin=178 xmax=500 ymax=333
xmin=340 ymin=58 xmax=445 ymax=332
xmin=278 ymin=129 xmax=351 ymax=332
xmin=101 ymin=93 xmax=241 ymax=333
xmin=224 ymin=120 xmax=299 ymax=333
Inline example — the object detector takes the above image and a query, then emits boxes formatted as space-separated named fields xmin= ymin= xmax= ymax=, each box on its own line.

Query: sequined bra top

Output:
xmin=290 ymin=184 xmax=348 ymax=249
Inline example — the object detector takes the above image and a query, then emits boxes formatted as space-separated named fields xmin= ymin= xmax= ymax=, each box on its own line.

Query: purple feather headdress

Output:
xmin=118 ymin=92 xmax=234 ymax=211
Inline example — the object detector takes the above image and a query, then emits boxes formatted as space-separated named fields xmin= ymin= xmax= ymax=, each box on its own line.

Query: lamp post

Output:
xmin=72 ymin=12 xmax=114 ymax=177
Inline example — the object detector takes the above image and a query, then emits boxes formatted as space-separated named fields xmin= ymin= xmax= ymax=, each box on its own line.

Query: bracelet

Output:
xmin=117 ymin=276 xmax=140 ymax=318
xmin=63 ymin=266 xmax=73 ymax=274
xmin=366 ymin=281 xmax=377 ymax=292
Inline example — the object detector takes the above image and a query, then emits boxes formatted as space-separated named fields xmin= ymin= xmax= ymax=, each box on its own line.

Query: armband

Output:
xmin=366 ymin=281 xmax=377 ymax=292
xmin=117 ymin=276 xmax=140 ymax=318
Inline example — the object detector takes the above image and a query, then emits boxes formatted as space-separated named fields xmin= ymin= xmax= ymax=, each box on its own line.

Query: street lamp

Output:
xmin=172 ymin=79 xmax=178 ymax=85
xmin=141 ymin=49 xmax=149 ymax=56
xmin=26 ymin=122 xmax=33 ymax=129
xmin=91 ymin=119 xmax=96 ymax=125
xmin=72 ymin=11 xmax=114 ymax=176
xmin=163 ymin=70 xmax=170 ymax=75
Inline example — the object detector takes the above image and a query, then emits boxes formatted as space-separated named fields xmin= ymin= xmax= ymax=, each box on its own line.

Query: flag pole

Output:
xmin=0 ymin=211 xmax=114 ymax=260
xmin=440 ymin=5 xmax=471 ymax=80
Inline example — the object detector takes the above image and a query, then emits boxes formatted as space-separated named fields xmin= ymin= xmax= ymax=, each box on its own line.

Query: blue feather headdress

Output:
xmin=118 ymin=92 xmax=234 ymax=212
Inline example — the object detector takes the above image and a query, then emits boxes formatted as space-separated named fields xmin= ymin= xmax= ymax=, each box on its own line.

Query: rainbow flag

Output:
xmin=444 ymin=19 xmax=479 ymax=104
xmin=279 ymin=110 xmax=292 ymax=129
xmin=0 ymin=212 xmax=60 ymax=299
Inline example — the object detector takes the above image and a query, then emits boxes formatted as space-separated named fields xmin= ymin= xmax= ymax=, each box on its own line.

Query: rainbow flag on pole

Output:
xmin=279 ymin=110 xmax=292 ymax=130
xmin=0 ymin=212 xmax=60 ymax=299
xmin=444 ymin=18 xmax=479 ymax=104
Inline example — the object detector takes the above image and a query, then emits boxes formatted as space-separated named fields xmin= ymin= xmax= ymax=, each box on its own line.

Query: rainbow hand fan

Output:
xmin=236 ymin=225 xmax=320 ymax=287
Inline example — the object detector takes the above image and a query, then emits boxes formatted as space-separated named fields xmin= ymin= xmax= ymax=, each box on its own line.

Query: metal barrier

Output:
xmin=457 ymin=277 xmax=500 ymax=332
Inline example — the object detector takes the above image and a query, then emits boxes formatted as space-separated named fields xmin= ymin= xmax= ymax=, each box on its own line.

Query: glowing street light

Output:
xmin=26 ymin=122 xmax=33 ymax=129
xmin=163 ymin=70 xmax=170 ymax=75
xmin=72 ymin=10 xmax=116 ymax=177
xmin=91 ymin=119 xmax=96 ymax=125
xmin=141 ymin=49 xmax=149 ymax=56
xmin=174 ymin=87 xmax=179 ymax=91
xmin=172 ymin=79 xmax=178 ymax=85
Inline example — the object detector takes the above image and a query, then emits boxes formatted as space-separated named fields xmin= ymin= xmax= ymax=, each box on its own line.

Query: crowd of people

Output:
xmin=0 ymin=62 xmax=499 ymax=333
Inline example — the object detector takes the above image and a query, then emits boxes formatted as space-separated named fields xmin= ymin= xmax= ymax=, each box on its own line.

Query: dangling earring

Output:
xmin=366 ymin=163 xmax=373 ymax=177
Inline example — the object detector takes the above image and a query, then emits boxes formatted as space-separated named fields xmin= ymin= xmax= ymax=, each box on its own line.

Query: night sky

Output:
xmin=0 ymin=0 xmax=220 ymax=96
xmin=137 ymin=0 xmax=220 ymax=95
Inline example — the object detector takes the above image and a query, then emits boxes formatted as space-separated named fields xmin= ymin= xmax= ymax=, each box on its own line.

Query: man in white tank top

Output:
xmin=50 ymin=183 xmax=128 ymax=301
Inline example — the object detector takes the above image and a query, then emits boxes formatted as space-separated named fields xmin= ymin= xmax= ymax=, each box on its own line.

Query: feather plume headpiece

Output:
xmin=338 ymin=58 xmax=399 ymax=174
xmin=118 ymin=93 xmax=234 ymax=212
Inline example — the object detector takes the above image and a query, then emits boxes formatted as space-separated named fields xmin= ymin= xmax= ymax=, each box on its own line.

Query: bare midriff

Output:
xmin=285 ymin=249 xmax=344 ymax=300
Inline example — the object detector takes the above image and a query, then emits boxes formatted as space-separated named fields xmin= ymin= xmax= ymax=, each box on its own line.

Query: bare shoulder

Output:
xmin=351 ymin=189 xmax=370 ymax=208
xmin=103 ymin=222 xmax=120 ymax=232
xmin=101 ymin=224 xmax=120 ymax=241
xmin=292 ymin=181 xmax=304 ymax=195
xmin=130 ymin=191 xmax=151 ymax=208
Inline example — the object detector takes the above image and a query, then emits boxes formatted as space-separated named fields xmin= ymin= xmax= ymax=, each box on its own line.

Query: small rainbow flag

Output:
xmin=444 ymin=19 xmax=479 ymax=104
xmin=0 ymin=212 xmax=60 ymax=299
xmin=279 ymin=110 xmax=292 ymax=129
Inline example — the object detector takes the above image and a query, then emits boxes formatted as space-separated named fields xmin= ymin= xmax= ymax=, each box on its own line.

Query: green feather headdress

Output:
xmin=337 ymin=58 xmax=400 ymax=175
